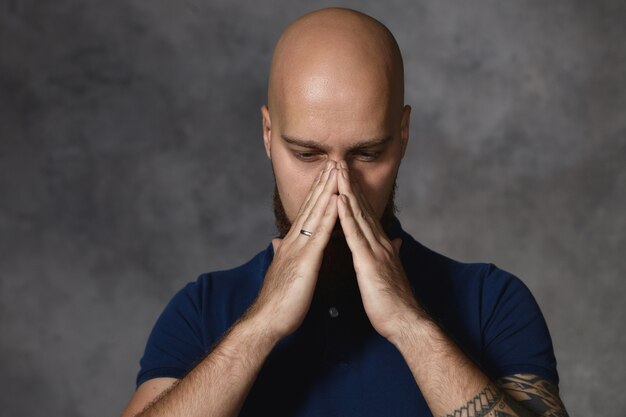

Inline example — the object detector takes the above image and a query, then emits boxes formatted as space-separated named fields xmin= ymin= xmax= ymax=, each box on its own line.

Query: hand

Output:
xmin=248 ymin=161 xmax=339 ymax=340
xmin=336 ymin=160 xmax=421 ymax=341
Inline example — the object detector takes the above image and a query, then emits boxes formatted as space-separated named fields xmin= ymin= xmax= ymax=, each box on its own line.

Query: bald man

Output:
xmin=122 ymin=8 xmax=568 ymax=417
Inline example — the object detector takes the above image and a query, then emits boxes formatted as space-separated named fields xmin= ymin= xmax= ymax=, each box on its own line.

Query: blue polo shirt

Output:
xmin=137 ymin=219 xmax=558 ymax=416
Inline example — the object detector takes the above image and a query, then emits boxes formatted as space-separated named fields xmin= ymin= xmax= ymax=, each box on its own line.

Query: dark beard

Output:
xmin=272 ymin=179 xmax=398 ymax=239
xmin=272 ymin=178 xmax=399 ymax=302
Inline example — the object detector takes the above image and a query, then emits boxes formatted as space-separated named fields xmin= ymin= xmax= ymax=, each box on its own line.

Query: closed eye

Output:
xmin=294 ymin=151 xmax=322 ymax=162
xmin=352 ymin=150 xmax=382 ymax=162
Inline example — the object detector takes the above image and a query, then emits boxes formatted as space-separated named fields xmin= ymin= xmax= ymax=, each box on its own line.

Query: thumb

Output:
xmin=391 ymin=238 xmax=403 ymax=256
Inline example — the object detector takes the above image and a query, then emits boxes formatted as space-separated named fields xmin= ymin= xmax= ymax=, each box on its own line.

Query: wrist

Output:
xmin=241 ymin=305 xmax=285 ymax=347
xmin=387 ymin=305 xmax=437 ymax=351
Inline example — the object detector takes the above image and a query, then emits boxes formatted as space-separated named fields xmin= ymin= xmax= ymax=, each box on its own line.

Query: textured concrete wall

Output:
xmin=1 ymin=1 xmax=624 ymax=416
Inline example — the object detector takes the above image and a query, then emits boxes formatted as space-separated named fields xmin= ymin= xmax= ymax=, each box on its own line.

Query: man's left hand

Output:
xmin=336 ymin=160 xmax=422 ymax=342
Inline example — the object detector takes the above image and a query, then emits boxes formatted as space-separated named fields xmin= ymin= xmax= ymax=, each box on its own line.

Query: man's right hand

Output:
xmin=122 ymin=161 xmax=340 ymax=417
xmin=247 ymin=160 xmax=339 ymax=339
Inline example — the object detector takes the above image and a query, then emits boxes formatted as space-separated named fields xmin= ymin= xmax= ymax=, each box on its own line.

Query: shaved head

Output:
xmin=267 ymin=8 xmax=405 ymax=127
xmin=262 ymin=7 xmax=410 ymax=239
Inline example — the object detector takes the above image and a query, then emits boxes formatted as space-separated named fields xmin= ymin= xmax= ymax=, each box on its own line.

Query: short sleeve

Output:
xmin=480 ymin=267 xmax=559 ymax=385
xmin=136 ymin=279 xmax=208 ymax=388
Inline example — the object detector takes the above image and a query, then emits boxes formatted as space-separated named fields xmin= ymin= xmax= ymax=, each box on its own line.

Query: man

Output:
xmin=122 ymin=8 xmax=568 ymax=417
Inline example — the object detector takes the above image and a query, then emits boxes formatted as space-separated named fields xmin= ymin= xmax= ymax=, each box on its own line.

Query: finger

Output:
xmin=337 ymin=165 xmax=378 ymax=244
xmin=296 ymin=165 xmax=326 ymax=217
xmin=271 ymin=238 xmax=283 ymax=254
xmin=299 ymin=166 xmax=338 ymax=238
xmin=347 ymin=174 xmax=396 ymax=254
xmin=351 ymin=175 xmax=385 ymax=235
xmin=351 ymin=177 xmax=378 ymax=221
xmin=287 ymin=161 xmax=335 ymax=240
xmin=338 ymin=162 xmax=374 ymax=213
xmin=338 ymin=162 xmax=386 ymax=238
xmin=295 ymin=160 xmax=333 ymax=221
xmin=307 ymin=194 xmax=339 ymax=251
xmin=337 ymin=193 xmax=371 ymax=254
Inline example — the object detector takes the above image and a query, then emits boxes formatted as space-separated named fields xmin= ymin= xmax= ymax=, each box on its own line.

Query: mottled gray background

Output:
xmin=1 ymin=0 xmax=624 ymax=416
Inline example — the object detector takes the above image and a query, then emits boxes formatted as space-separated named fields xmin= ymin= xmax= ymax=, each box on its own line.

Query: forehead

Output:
xmin=281 ymin=133 xmax=393 ymax=153
xmin=277 ymin=71 xmax=393 ymax=143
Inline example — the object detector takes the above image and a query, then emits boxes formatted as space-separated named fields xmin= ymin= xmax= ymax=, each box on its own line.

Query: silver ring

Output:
xmin=300 ymin=229 xmax=313 ymax=237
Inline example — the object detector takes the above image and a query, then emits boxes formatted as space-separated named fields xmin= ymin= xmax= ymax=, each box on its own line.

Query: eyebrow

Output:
xmin=281 ymin=134 xmax=393 ymax=152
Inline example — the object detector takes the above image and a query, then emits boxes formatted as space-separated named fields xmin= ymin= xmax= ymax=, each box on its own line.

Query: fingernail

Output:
xmin=340 ymin=160 xmax=348 ymax=169
xmin=342 ymin=169 xmax=348 ymax=179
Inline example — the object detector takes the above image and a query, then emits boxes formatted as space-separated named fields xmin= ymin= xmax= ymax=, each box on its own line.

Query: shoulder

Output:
xmin=136 ymin=244 xmax=275 ymax=387
xmin=398 ymin=227 xmax=559 ymax=382
xmin=399 ymin=228 xmax=541 ymax=320
xmin=399 ymin=228 xmax=520 ymax=294
xmin=178 ymin=243 xmax=274 ymax=306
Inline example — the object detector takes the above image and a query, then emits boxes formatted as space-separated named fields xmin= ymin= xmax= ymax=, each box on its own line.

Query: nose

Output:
xmin=337 ymin=160 xmax=349 ymax=170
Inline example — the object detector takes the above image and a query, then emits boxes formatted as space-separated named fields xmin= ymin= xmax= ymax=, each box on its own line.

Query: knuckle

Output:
xmin=355 ymin=230 xmax=367 ymax=243
xmin=380 ymin=239 xmax=394 ymax=253
xmin=308 ymin=235 xmax=322 ymax=245
xmin=283 ymin=230 xmax=297 ymax=243
xmin=308 ymin=206 xmax=322 ymax=220
xmin=374 ymin=242 xmax=393 ymax=260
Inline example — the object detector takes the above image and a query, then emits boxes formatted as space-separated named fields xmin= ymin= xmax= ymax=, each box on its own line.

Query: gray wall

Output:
xmin=1 ymin=1 xmax=624 ymax=416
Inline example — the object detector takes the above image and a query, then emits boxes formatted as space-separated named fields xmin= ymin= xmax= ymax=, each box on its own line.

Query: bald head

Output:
xmin=262 ymin=9 xmax=410 ymax=237
xmin=267 ymin=8 xmax=405 ymax=126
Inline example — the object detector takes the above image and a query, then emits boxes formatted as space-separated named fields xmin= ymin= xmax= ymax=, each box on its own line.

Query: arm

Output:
xmin=391 ymin=314 xmax=569 ymax=416
xmin=335 ymin=160 xmax=569 ymax=417
xmin=496 ymin=374 xmax=569 ymax=417
xmin=121 ymin=313 xmax=278 ymax=417
xmin=121 ymin=161 xmax=340 ymax=417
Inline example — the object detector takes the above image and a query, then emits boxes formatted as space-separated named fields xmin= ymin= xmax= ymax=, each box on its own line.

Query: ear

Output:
xmin=261 ymin=105 xmax=272 ymax=160
xmin=400 ymin=105 xmax=411 ymax=159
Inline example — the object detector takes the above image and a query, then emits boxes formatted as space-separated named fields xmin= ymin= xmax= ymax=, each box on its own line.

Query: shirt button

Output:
xmin=328 ymin=307 xmax=339 ymax=318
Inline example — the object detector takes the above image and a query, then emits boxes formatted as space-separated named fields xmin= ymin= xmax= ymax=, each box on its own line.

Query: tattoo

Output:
xmin=491 ymin=394 xmax=535 ymax=417
xmin=443 ymin=382 xmax=503 ymax=417
xmin=442 ymin=374 xmax=568 ymax=417
xmin=496 ymin=374 xmax=569 ymax=417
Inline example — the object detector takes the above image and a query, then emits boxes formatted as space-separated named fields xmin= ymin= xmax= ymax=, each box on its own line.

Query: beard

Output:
xmin=272 ymin=177 xmax=399 ymax=302
xmin=272 ymin=179 xmax=398 ymax=239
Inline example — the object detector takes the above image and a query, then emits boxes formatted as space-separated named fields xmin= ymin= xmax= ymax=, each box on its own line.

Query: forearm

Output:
xmin=389 ymin=310 xmax=492 ymax=416
xmin=390 ymin=310 xmax=541 ymax=417
xmin=137 ymin=312 xmax=278 ymax=417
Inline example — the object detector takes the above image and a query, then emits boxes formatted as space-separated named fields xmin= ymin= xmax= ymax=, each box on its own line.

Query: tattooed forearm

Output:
xmin=442 ymin=382 xmax=503 ymax=417
xmin=441 ymin=374 xmax=568 ymax=417
xmin=491 ymin=394 xmax=535 ymax=417
xmin=496 ymin=374 xmax=569 ymax=417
